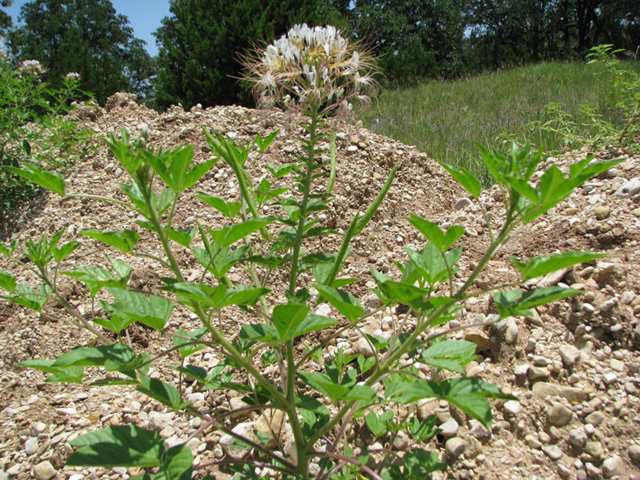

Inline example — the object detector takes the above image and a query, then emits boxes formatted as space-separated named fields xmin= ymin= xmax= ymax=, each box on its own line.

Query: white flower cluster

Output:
xmin=65 ymin=72 xmax=81 ymax=80
xmin=18 ymin=59 xmax=47 ymax=75
xmin=244 ymin=24 xmax=377 ymax=115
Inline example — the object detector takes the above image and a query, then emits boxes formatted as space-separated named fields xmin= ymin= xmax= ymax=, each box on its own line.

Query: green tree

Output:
xmin=153 ymin=0 xmax=342 ymax=110
xmin=8 ymin=0 xmax=154 ymax=104
xmin=0 ymin=0 xmax=12 ymax=38
xmin=349 ymin=0 xmax=469 ymax=86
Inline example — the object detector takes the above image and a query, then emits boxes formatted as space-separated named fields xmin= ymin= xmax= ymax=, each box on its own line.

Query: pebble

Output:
xmin=601 ymin=455 xmax=625 ymax=478
xmin=353 ymin=337 xmax=375 ymax=357
xmin=585 ymin=441 xmax=604 ymax=459
xmin=454 ymin=198 xmax=472 ymax=210
xmin=503 ymin=400 xmax=521 ymax=416
xmin=532 ymin=382 xmax=587 ymax=403
xmin=504 ymin=318 xmax=519 ymax=344
xmin=569 ymin=429 xmax=588 ymax=448
xmin=55 ymin=407 xmax=77 ymax=416
xmin=439 ymin=418 xmax=459 ymax=437
xmin=594 ymin=206 xmax=610 ymax=220
xmin=609 ymin=358 xmax=625 ymax=372
xmin=33 ymin=461 xmax=56 ymax=480
xmin=445 ymin=437 xmax=466 ymax=458
xmin=542 ymin=445 xmax=564 ymax=460
xmin=629 ymin=444 xmax=640 ymax=464
xmin=559 ymin=344 xmax=581 ymax=367
xmin=602 ymin=373 xmax=618 ymax=385
xmin=392 ymin=430 xmax=410 ymax=450
xmin=547 ymin=403 xmax=573 ymax=427
xmin=220 ymin=422 xmax=257 ymax=459
xmin=585 ymin=411 xmax=606 ymax=427
xmin=24 ymin=437 xmax=38 ymax=455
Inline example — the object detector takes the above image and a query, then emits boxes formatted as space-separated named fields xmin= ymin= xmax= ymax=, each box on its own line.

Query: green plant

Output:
xmin=0 ymin=58 xmax=95 ymax=214
xmin=0 ymin=26 xmax=621 ymax=480
xmin=587 ymin=44 xmax=640 ymax=145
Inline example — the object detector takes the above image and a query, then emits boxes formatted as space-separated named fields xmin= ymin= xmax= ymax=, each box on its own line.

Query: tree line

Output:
xmin=1 ymin=0 xmax=639 ymax=109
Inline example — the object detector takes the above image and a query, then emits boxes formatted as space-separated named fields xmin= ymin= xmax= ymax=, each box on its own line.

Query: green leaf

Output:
xmin=18 ymin=359 xmax=84 ymax=383
xmin=290 ymin=314 xmax=337 ymax=340
xmin=3 ymin=284 xmax=52 ymax=312
xmin=298 ymin=371 xmax=349 ymax=403
xmin=221 ymin=286 xmax=270 ymax=307
xmin=408 ymin=214 xmax=464 ymax=252
xmin=493 ymin=287 xmax=582 ymax=317
xmin=161 ymin=444 xmax=193 ymax=480
xmin=365 ymin=411 xmax=394 ymax=437
xmin=53 ymin=241 xmax=81 ymax=261
xmin=402 ymin=449 xmax=447 ymax=477
xmin=422 ymin=340 xmax=477 ymax=359
xmin=511 ymin=251 xmax=605 ymax=279
xmin=106 ymin=288 xmax=173 ymax=330
xmin=91 ymin=315 xmax=135 ymax=334
xmin=0 ymin=270 xmax=16 ymax=292
xmin=68 ymin=425 xmax=165 ymax=467
xmin=5 ymin=164 xmax=65 ymax=196
xmin=272 ymin=304 xmax=309 ymax=341
xmin=441 ymin=164 xmax=482 ymax=198
xmin=196 ymin=193 xmax=242 ymax=219
xmin=172 ymin=327 xmax=208 ymax=357
xmin=408 ymin=416 xmax=439 ymax=442
xmin=208 ymin=217 xmax=274 ymax=247
xmin=314 ymin=284 xmax=363 ymax=323
xmin=137 ymin=376 xmax=190 ymax=410
xmin=81 ymin=229 xmax=140 ymax=254
xmin=53 ymin=344 xmax=135 ymax=371
xmin=61 ymin=265 xmax=129 ymax=296
xmin=239 ymin=324 xmax=281 ymax=343
xmin=161 ymin=281 xmax=228 ymax=309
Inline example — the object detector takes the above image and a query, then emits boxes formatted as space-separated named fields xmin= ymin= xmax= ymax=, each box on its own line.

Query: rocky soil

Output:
xmin=0 ymin=93 xmax=639 ymax=480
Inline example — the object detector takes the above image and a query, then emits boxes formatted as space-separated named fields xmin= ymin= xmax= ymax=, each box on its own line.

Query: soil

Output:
xmin=0 ymin=92 xmax=639 ymax=480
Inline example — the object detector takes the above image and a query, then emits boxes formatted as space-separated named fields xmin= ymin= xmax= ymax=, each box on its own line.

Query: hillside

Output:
xmin=0 ymin=93 xmax=639 ymax=479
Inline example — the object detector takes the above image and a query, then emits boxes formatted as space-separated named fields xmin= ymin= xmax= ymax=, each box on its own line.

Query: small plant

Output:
xmin=521 ymin=45 xmax=640 ymax=153
xmin=0 ymin=25 xmax=622 ymax=480
xmin=0 ymin=57 xmax=94 ymax=215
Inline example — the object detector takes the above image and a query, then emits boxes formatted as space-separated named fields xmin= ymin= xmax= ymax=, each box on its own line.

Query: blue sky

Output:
xmin=4 ymin=0 xmax=171 ymax=56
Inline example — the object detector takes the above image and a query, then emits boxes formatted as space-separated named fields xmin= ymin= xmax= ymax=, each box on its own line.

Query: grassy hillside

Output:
xmin=363 ymin=61 xmax=631 ymax=182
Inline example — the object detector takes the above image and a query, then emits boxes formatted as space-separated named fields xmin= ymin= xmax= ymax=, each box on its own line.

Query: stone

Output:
xmin=585 ymin=441 xmax=604 ymax=459
xmin=609 ymin=358 xmax=625 ymax=372
xmin=629 ymin=444 xmax=640 ymax=464
xmin=469 ymin=419 xmax=491 ymax=440
xmin=528 ymin=365 xmax=550 ymax=379
xmin=392 ymin=430 xmax=410 ymax=450
xmin=219 ymin=422 xmax=258 ymax=459
xmin=547 ymin=402 xmax=573 ymax=427
xmin=254 ymin=409 xmax=288 ymax=448
xmin=33 ymin=461 xmax=56 ymax=480
xmin=464 ymin=329 xmax=490 ymax=351
xmin=601 ymin=455 xmax=625 ymax=478
xmin=532 ymin=382 xmax=587 ymax=403
xmin=24 ymin=437 xmax=38 ymax=455
xmin=559 ymin=345 xmax=581 ymax=367
xmin=585 ymin=462 xmax=603 ymax=479
xmin=542 ymin=445 xmax=564 ymax=461
xmin=602 ymin=373 xmax=618 ymax=385
xmin=353 ymin=337 xmax=375 ymax=357
xmin=504 ymin=318 xmax=519 ymax=344
xmin=585 ymin=411 xmax=605 ymax=427
xmin=503 ymin=400 xmax=521 ymax=416
xmin=614 ymin=178 xmax=640 ymax=196
xmin=594 ymin=206 xmax=610 ymax=220
xmin=569 ymin=429 xmax=588 ymax=448
xmin=439 ymin=418 xmax=459 ymax=437
xmin=454 ymin=198 xmax=472 ymax=210
xmin=445 ymin=437 xmax=466 ymax=458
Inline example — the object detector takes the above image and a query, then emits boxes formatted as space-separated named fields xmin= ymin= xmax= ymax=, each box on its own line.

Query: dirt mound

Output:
xmin=0 ymin=94 xmax=639 ymax=479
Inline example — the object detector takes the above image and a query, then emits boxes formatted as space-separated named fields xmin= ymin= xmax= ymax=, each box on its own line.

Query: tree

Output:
xmin=348 ymin=0 xmax=469 ymax=86
xmin=8 ymin=0 xmax=154 ymax=104
xmin=153 ymin=0 xmax=341 ymax=110
xmin=0 ymin=0 xmax=12 ymax=38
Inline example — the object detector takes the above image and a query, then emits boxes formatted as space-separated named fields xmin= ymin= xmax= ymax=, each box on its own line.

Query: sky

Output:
xmin=4 ymin=0 xmax=171 ymax=56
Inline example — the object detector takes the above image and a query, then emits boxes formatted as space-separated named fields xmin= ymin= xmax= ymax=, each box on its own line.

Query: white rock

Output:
xmin=503 ymin=400 xmax=521 ymax=416
xmin=219 ymin=422 xmax=257 ymax=459
xmin=454 ymin=198 xmax=472 ymax=210
xmin=547 ymin=403 xmax=573 ymax=427
xmin=392 ymin=430 xmax=410 ymax=450
xmin=439 ymin=418 xmax=459 ymax=437
xmin=55 ymin=407 xmax=77 ymax=416
xmin=542 ymin=445 xmax=564 ymax=461
xmin=559 ymin=345 xmax=581 ymax=367
xmin=445 ymin=437 xmax=466 ymax=458
xmin=33 ymin=461 xmax=56 ymax=480
xmin=602 ymin=373 xmax=618 ymax=385
xmin=628 ymin=444 xmax=640 ymax=464
xmin=353 ymin=337 xmax=375 ymax=357
xmin=24 ymin=437 xmax=39 ymax=455
xmin=602 ymin=455 xmax=625 ymax=478
xmin=614 ymin=178 xmax=640 ymax=196
xmin=569 ymin=429 xmax=588 ymax=448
